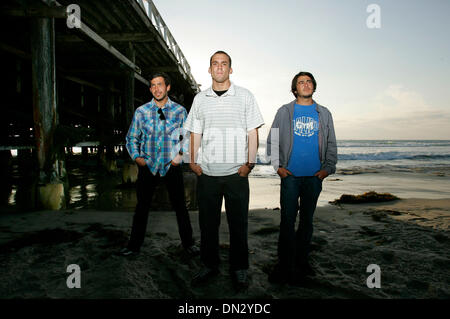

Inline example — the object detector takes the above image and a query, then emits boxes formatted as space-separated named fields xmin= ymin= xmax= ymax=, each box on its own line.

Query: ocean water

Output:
xmin=4 ymin=140 xmax=450 ymax=211
xmin=249 ymin=140 xmax=450 ymax=207
xmin=253 ymin=140 xmax=450 ymax=177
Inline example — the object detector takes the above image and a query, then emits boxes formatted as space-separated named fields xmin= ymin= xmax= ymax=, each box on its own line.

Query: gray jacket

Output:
xmin=266 ymin=100 xmax=337 ymax=175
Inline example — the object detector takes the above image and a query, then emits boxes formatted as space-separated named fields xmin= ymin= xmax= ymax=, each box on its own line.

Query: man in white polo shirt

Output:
xmin=184 ymin=51 xmax=264 ymax=290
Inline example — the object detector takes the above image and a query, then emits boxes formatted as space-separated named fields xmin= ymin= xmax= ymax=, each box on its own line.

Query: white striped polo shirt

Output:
xmin=184 ymin=83 xmax=264 ymax=176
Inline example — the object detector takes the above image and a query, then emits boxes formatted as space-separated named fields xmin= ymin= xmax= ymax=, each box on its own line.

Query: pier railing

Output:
xmin=136 ymin=0 xmax=200 ymax=92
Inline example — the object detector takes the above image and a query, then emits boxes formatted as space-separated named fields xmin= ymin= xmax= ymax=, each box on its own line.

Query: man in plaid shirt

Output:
xmin=117 ymin=72 xmax=198 ymax=257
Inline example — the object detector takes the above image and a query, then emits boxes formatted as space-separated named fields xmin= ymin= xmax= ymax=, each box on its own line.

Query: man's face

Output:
xmin=296 ymin=75 xmax=314 ymax=98
xmin=150 ymin=76 xmax=170 ymax=101
xmin=209 ymin=53 xmax=232 ymax=84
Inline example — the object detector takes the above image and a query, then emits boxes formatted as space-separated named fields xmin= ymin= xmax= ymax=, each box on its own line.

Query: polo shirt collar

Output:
xmin=206 ymin=82 xmax=236 ymax=97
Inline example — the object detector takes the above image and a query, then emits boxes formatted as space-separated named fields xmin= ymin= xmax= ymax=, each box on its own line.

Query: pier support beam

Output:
xmin=101 ymin=81 xmax=118 ymax=172
xmin=124 ymin=42 xmax=136 ymax=130
xmin=0 ymin=150 xmax=13 ymax=206
xmin=122 ymin=42 xmax=138 ymax=184
xmin=30 ymin=10 xmax=65 ymax=210
xmin=82 ymin=146 xmax=89 ymax=161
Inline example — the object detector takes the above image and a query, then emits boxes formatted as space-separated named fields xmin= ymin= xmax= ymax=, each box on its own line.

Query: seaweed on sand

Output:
xmin=330 ymin=191 xmax=399 ymax=205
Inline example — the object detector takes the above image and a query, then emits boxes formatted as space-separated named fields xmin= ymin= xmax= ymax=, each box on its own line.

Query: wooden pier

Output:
xmin=1 ymin=0 xmax=200 ymax=210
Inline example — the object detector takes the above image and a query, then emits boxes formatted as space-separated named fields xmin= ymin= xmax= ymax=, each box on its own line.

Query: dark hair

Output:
xmin=149 ymin=72 xmax=171 ymax=87
xmin=291 ymin=71 xmax=317 ymax=98
xmin=210 ymin=50 xmax=232 ymax=67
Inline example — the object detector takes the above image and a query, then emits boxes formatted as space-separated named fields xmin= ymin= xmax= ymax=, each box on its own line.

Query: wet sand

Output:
xmin=249 ymin=167 xmax=450 ymax=208
xmin=0 ymin=195 xmax=448 ymax=299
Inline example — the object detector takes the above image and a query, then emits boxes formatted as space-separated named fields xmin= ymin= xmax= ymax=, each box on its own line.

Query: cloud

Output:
xmin=336 ymin=85 xmax=450 ymax=139
xmin=375 ymin=85 xmax=430 ymax=115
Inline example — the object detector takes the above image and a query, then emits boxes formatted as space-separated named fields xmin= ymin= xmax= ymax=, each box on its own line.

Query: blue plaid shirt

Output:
xmin=126 ymin=98 xmax=188 ymax=176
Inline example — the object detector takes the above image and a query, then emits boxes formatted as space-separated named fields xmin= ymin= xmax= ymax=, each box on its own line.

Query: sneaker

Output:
xmin=115 ymin=247 xmax=139 ymax=257
xmin=191 ymin=267 xmax=219 ymax=286
xmin=185 ymin=244 xmax=200 ymax=257
xmin=232 ymin=269 xmax=249 ymax=290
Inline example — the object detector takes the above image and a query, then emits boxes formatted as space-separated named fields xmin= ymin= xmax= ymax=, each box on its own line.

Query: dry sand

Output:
xmin=0 ymin=197 xmax=449 ymax=299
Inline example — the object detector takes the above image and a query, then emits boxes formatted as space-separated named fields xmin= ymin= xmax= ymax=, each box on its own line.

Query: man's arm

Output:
xmin=266 ymin=109 xmax=292 ymax=178
xmin=315 ymin=111 xmax=337 ymax=179
xmin=248 ymin=128 xmax=259 ymax=164
xmin=238 ymin=128 xmax=259 ymax=177
xmin=125 ymin=110 xmax=146 ymax=167
xmin=241 ymin=91 xmax=264 ymax=176
xmin=170 ymin=108 xmax=189 ymax=166
xmin=189 ymin=132 xmax=203 ymax=176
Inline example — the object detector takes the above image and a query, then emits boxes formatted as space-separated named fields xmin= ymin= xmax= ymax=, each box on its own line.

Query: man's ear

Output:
xmin=229 ymin=67 xmax=233 ymax=74
xmin=208 ymin=66 xmax=211 ymax=74
xmin=167 ymin=84 xmax=171 ymax=92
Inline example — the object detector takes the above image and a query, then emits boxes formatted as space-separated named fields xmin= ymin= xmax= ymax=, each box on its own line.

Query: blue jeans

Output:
xmin=278 ymin=175 xmax=322 ymax=273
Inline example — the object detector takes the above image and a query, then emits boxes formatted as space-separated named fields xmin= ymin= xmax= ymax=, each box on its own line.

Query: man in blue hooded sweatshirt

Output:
xmin=266 ymin=71 xmax=337 ymax=285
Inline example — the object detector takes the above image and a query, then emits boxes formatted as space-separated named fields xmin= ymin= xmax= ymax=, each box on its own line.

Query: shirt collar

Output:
xmin=149 ymin=97 xmax=173 ymax=110
xmin=295 ymin=101 xmax=317 ymax=107
xmin=206 ymin=82 xmax=236 ymax=97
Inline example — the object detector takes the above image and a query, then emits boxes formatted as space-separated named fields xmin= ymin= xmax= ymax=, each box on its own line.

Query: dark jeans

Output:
xmin=197 ymin=173 xmax=249 ymax=271
xmin=278 ymin=175 xmax=322 ymax=273
xmin=127 ymin=165 xmax=194 ymax=251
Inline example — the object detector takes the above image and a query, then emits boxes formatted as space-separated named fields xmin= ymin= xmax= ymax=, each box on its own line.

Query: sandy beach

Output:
xmin=0 ymin=174 xmax=449 ymax=300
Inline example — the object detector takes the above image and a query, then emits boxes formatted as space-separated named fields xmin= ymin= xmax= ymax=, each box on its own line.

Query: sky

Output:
xmin=151 ymin=0 xmax=450 ymax=140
